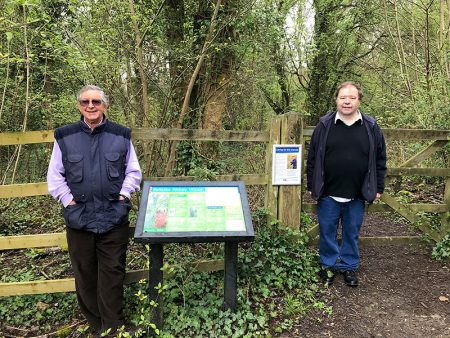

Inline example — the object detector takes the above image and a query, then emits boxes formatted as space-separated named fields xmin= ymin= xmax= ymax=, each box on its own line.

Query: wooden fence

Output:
xmin=1 ymin=112 xmax=449 ymax=297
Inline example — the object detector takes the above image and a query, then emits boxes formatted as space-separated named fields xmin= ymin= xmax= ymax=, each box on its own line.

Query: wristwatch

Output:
xmin=119 ymin=194 xmax=130 ymax=202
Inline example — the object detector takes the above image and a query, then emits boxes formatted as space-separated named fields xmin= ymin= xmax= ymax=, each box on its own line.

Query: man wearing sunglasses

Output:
xmin=47 ymin=85 xmax=142 ymax=335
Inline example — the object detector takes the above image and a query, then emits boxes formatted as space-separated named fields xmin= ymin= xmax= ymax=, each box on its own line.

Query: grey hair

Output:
xmin=76 ymin=85 xmax=109 ymax=105
xmin=335 ymin=81 xmax=363 ymax=100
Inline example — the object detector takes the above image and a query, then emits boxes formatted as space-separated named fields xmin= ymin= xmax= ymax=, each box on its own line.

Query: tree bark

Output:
xmin=128 ymin=0 xmax=149 ymax=127
xmin=0 ymin=34 xmax=12 ymax=122
xmin=439 ymin=0 xmax=450 ymax=82
xmin=307 ymin=0 xmax=336 ymax=124
xmin=202 ymin=0 xmax=238 ymax=131
xmin=165 ymin=0 xmax=186 ymax=117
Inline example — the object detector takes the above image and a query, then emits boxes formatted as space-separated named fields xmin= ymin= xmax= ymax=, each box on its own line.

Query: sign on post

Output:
xmin=134 ymin=181 xmax=254 ymax=243
xmin=271 ymin=144 xmax=302 ymax=185
xmin=134 ymin=181 xmax=254 ymax=328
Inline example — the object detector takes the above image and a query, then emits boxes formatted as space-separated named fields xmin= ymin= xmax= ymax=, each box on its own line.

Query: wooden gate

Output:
xmin=304 ymin=127 xmax=450 ymax=243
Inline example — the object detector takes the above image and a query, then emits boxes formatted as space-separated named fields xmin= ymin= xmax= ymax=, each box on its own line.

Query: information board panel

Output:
xmin=272 ymin=144 xmax=302 ymax=185
xmin=134 ymin=181 xmax=254 ymax=243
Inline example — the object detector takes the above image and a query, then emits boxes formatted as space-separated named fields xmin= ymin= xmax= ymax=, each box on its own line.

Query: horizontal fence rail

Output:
xmin=132 ymin=128 xmax=270 ymax=142
xmin=0 ymin=260 xmax=225 ymax=297
xmin=1 ymin=127 xmax=449 ymax=146
xmin=0 ymin=130 xmax=55 ymax=145
xmin=3 ymin=167 xmax=449 ymax=199
xmin=303 ymin=127 xmax=450 ymax=140
xmin=0 ymin=128 xmax=271 ymax=146
xmin=0 ymin=233 xmax=67 ymax=250
xmin=0 ymin=174 xmax=269 ymax=199
xmin=303 ymin=203 xmax=448 ymax=213
xmin=0 ymin=182 xmax=49 ymax=198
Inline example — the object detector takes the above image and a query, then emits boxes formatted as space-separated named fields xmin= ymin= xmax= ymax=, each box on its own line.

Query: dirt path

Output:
xmin=281 ymin=214 xmax=450 ymax=338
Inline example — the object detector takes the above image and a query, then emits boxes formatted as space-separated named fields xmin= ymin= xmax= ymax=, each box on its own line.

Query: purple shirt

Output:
xmin=47 ymin=138 xmax=142 ymax=207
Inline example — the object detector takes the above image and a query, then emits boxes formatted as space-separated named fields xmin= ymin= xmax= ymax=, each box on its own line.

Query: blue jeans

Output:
xmin=317 ymin=196 xmax=365 ymax=271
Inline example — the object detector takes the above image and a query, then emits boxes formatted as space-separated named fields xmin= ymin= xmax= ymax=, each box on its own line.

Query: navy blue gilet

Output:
xmin=55 ymin=117 xmax=131 ymax=233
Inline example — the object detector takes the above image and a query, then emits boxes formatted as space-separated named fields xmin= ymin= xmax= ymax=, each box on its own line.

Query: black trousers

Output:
xmin=66 ymin=222 xmax=129 ymax=332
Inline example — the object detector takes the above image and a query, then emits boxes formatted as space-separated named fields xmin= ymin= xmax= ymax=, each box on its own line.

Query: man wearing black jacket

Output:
xmin=307 ymin=81 xmax=387 ymax=287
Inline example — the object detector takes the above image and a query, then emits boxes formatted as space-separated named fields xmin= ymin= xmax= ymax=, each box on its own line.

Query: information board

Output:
xmin=272 ymin=144 xmax=302 ymax=185
xmin=134 ymin=181 xmax=254 ymax=243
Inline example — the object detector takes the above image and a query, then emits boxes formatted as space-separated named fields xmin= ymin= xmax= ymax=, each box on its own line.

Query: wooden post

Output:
xmin=265 ymin=116 xmax=281 ymax=221
xmin=264 ymin=113 xmax=302 ymax=229
xmin=278 ymin=112 xmax=302 ymax=229
xmin=441 ymin=151 xmax=450 ymax=238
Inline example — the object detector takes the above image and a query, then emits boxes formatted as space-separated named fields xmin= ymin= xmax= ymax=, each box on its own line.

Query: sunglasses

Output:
xmin=79 ymin=99 xmax=103 ymax=107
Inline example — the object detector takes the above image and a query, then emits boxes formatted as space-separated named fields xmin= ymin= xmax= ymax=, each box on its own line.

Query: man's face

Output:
xmin=336 ymin=85 xmax=360 ymax=116
xmin=78 ymin=89 xmax=107 ymax=125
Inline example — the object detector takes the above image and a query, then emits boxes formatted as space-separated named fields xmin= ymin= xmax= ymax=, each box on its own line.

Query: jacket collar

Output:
xmin=320 ymin=111 xmax=375 ymax=127
xmin=335 ymin=111 xmax=363 ymax=125
xmin=79 ymin=115 xmax=107 ymax=134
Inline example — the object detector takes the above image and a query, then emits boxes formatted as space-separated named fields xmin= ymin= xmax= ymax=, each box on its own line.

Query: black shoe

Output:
xmin=319 ymin=268 xmax=335 ymax=286
xmin=343 ymin=270 xmax=358 ymax=287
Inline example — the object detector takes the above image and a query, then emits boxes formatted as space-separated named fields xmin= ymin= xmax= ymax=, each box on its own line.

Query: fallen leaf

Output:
xmin=36 ymin=301 xmax=50 ymax=310
xmin=438 ymin=296 xmax=449 ymax=302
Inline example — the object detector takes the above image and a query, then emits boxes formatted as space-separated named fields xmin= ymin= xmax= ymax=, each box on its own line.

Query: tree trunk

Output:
xmin=307 ymin=0 xmax=335 ymax=124
xmin=164 ymin=0 xmax=222 ymax=175
xmin=424 ymin=6 xmax=433 ymax=99
xmin=0 ymin=34 xmax=11 ymax=122
xmin=202 ymin=67 xmax=232 ymax=131
xmin=202 ymin=0 xmax=238 ymax=131
xmin=165 ymin=0 xmax=186 ymax=118
xmin=128 ymin=0 xmax=149 ymax=127
xmin=439 ymin=0 xmax=450 ymax=83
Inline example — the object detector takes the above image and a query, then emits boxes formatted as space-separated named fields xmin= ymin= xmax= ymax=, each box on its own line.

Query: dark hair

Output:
xmin=335 ymin=81 xmax=363 ymax=100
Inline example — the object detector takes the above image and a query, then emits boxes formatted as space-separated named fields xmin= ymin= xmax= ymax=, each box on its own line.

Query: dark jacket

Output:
xmin=306 ymin=111 xmax=387 ymax=203
xmin=55 ymin=118 xmax=131 ymax=233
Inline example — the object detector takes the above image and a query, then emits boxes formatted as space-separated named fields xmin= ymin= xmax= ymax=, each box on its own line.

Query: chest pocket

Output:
xmin=105 ymin=152 xmax=123 ymax=180
xmin=66 ymin=154 xmax=83 ymax=183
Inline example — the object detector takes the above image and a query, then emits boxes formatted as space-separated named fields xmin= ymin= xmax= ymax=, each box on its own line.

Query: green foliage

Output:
xmin=395 ymin=190 xmax=413 ymax=204
xmin=432 ymin=234 xmax=450 ymax=261
xmin=0 ymin=293 xmax=77 ymax=332
xmin=123 ymin=210 xmax=327 ymax=337
xmin=187 ymin=166 xmax=219 ymax=181
xmin=137 ymin=210 xmax=328 ymax=337
xmin=174 ymin=141 xmax=226 ymax=177
xmin=175 ymin=141 xmax=204 ymax=176
xmin=300 ymin=211 xmax=317 ymax=230
xmin=0 ymin=196 xmax=63 ymax=236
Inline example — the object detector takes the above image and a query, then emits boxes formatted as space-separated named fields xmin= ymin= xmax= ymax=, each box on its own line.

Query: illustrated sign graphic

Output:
xmin=143 ymin=186 xmax=246 ymax=233
xmin=272 ymin=144 xmax=302 ymax=185
xmin=134 ymin=181 xmax=254 ymax=243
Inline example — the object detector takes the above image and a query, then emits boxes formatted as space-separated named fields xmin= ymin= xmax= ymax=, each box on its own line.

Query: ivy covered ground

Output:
xmin=0 ymin=201 xmax=330 ymax=337
xmin=1 ymin=196 xmax=449 ymax=337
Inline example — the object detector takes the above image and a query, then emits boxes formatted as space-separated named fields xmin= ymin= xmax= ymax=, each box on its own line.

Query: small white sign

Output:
xmin=272 ymin=144 xmax=302 ymax=185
